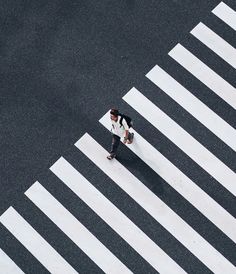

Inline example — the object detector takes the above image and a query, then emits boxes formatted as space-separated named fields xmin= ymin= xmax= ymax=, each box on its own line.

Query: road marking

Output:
xmin=146 ymin=64 xmax=236 ymax=151
xmin=212 ymin=2 xmax=236 ymax=30
xmin=0 ymin=248 xmax=25 ymax=274
xmin=168 ymin=44 xmax=236 ymax=109
xmin=100 ymin=110 xmax=236 ymax=242
xmin=50 ymin=156 xmax=184 ymax=274
xmin=0 ymin=207 xmax=78 ymax=274
xmin=76 ymin=133 xmax=236 ymax=274
xmin=99 ymin=112 xmax=236 ymax=242
xmin=190 ymin=22 xmax=236 ymax=68
xmin=123 ymin=88 xmax=236 ymax=197
xmin=25 ymin=182 xmax=132 ymax=274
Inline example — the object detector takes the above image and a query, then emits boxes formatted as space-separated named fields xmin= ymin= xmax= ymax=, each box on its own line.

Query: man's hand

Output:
xmin=123 ymin=130 xmax=129 ymax=144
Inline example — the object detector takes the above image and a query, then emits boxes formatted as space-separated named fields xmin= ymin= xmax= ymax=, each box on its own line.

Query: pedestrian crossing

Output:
xmin=122 ymin=88 xmax=236 ymax=196
xmin=25 ymin=182 xmax=132 ymax=274
xmin=0 ymin=2 xmax=236 ymax=273
xmin=99 ymin=112 xmax=236 ymax=243
xmin=146 ymin=64 xmax=236 ymax=151
xmin=0 ymin=248 xmax=24 ymax=274
xmin=50 ymin=156 xmax=185 ymax=274
xmin=76 ymin=133 xmax=235 ymax=274
xmin=0 ymin=207 xmax=78 ymax=274
xmin=168 ymin=44 xmax=236 ymax=109
xmin=212 ymin=2 xmax=236 ymax=30
xmin=190 ymin=22 xmax=236 ymax=68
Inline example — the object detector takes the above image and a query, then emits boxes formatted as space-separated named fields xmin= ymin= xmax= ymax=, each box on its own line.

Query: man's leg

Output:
xmin=107 ymin=134 xmax=120 ymax=159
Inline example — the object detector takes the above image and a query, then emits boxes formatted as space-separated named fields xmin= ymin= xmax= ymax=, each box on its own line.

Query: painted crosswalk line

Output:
xmin=99 ymin=112 xmax=236 ymax=242
xmin=0 ymin=207 xmax=78 ymax=274
xmin=212 ymin=2 xmax=236 ymax=30
xmin=123 ymin=88 xmax=236 ymax=197
xmin=168 ymin=44 xmax=236 ymax=109
xmin=50 ymin=156 xmax=185 ymax=274
xmin=76 ymin=133 xmax=236 ymax=274
xmin=25 ymin=181 xmax=132 ymax=274
xmin=190 ymin=22 xmax=236 ymax=68
xmin=0 ymin=248 xmax=25 ymax=274
xmin=146 ymin=64 xmax=236 ymax=152
xmin=146 ymin=65 xmax=236 ymax=151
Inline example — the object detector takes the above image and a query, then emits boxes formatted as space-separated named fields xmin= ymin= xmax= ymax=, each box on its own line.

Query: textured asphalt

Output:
xmin=0 ymin=1 xmax=235 ymax=273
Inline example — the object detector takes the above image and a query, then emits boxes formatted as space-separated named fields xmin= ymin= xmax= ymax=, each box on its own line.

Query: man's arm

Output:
xmin=122 ymin=118 xmax=129 ymax=144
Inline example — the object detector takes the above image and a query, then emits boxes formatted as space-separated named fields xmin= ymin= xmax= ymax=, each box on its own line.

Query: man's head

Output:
xmin=110 ymin=108 xmax=119 ymax=121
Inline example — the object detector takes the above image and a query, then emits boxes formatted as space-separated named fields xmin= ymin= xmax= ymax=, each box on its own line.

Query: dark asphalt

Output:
xmin=0 ymin=0 xmax=235 ymax=273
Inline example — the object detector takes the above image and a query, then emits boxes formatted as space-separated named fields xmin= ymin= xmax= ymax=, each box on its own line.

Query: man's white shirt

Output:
xmin=111 ymin=116 xmax=129 ymax=138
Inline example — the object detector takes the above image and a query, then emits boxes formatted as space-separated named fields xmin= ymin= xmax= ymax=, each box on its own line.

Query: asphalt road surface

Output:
xmin=0 ymin=0 xmax=235 ymax=273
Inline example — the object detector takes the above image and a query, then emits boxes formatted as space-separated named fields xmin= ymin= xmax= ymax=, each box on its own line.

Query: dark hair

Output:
xmin=110 ymin=108 xmax=119 ymax=116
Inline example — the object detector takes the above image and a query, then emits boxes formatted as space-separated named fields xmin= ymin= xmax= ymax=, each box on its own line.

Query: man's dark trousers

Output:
xmin=110 ymin=132 xmax=133 ymax=155
xmin=110 ymin=134 xmax=120 ymax=155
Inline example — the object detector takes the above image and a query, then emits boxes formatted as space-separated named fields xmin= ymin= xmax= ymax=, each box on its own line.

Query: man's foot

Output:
xmin=107 ymin=153 xmax=116 ymax=160
xmin=127 ymin=133 xmax=134 ymax=144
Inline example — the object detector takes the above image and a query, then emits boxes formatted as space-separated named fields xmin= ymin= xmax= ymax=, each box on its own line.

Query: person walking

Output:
xmin=107 ymin=108 xmax=134 ymax=160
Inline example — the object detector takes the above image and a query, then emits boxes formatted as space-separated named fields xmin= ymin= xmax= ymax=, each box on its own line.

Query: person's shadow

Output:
xmin=117 ymin=151 xmax=164 ymax=197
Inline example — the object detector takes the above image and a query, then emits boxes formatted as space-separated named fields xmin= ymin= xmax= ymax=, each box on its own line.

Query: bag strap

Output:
xmin=119 ymin=115 xmax=124 ymax=127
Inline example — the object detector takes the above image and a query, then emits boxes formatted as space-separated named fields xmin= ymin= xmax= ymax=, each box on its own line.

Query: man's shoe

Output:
xmin=107 ymin=153 xmax=116 ymax=160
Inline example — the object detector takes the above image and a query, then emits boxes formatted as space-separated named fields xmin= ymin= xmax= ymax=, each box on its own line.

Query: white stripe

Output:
xmin=0 ymin=248 xmax=25 ymax=274
xmin=50 ymin=157 xmax=184 ymax=274
xmin=190 ymin=22 xmax=236 ymax=68
xmin=212 ymin=2 xmax=236 ymax=30
xmin=100 ymin=112 xmax=236 ymax=242
xmin=117 ymin=78 xmax=236 ymax=242
xmin=123 ymin=88 xmax=236 ymax=197
xmin=146 ymin=65 xmax=236 ymax=151
xmin=168 ymin=44 xmax=236 ymax=109
xmin=25 ymin=182 xmax=131 ymax=274
xmin=76 ymin=132 xmax=236 ymax=274
xmin=0 ymin=207 xmax=78 ymax=274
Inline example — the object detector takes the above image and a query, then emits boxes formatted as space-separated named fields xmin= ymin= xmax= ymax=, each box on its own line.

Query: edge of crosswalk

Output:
xmin=25 ymin=181 xmax=132 ymax=274
xmin=0 ymin=248 xmax=25 ymax=274
xmin=190 ymin=22 xmax=236 ymax=68
xmin=168 ymin=43 xmax=236 ymax=110
xmin=0 ymin=207 xmax=79 ymax=274
xmin=146 ymin=64 xmax=236 ymax=152
xmin=212 ymin=2 xmax=236 ymax=30
xmin=50 ymin=156 xmax=186 ymax=274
